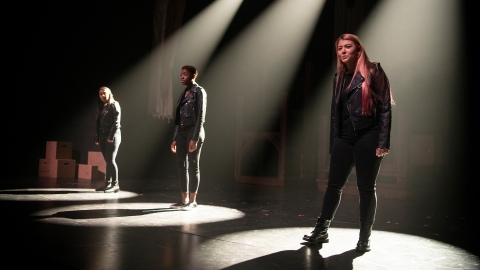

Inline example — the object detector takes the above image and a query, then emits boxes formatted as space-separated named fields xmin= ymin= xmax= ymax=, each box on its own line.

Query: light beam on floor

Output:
xmin=0 ymin=188 xmax=139 ymax=201
xmin=30 ymin=202 xmax=245 ymax=226
xmin=195 ymin=227 xmax=480 ymax=269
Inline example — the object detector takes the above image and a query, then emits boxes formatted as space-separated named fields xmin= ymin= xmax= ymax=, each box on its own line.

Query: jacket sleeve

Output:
xmin=95 ymin=115 xmax=100 ymax=143
xmin=172 ymin=90 xmax=184 ymax=141
xmin=191 ymin=87 xmax=207 ymax=142
xmin=329 ymin=75 xmax=337 ymax=154
xmin=372 ymin=63 xmax=392 ymax=149
xmin=172 ymin=125 xmax=179 ymax=141
xmin=108 ymin=102 xmax=121 ymax=141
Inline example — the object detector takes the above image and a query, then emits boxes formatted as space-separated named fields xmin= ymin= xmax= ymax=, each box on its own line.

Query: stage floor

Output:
xmin=1 ymin=177 xmax=478 ymax=269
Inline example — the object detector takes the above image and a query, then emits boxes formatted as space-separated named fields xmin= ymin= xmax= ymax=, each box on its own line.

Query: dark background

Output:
xmin=6 ymin=0 xmax=337 ymax=181
xmin=8 ymin=0 xmax=166 ymax=180
xmin=5 ymin=0 xmax=477 ymax=224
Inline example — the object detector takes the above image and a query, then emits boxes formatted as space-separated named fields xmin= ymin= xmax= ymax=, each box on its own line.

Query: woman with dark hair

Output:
xmin=170 ymin=65 xmax=207 ymax=210
xmin=303 ymin=34 xmax=394 ymax=252
xmin=95 ymin=86 xmax=121 ymax=193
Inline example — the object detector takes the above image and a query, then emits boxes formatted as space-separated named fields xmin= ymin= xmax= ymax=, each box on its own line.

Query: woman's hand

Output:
xmin=107 ymin=139 xmax=113 ymax=143
xmin=376 ymin=148 xmax=389 ymax=157
xmin=189 ymin=140 xmax=197 ymax=152
xmin=95 ymin=142 xmax=99 ymax=145
xmin=171 ymin=141 xmax=177 ymax=153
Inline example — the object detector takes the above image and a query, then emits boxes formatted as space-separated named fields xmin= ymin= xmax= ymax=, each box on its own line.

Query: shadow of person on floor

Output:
xmin=31 ymin=208 xmax=181 ymax=220
xmin=323 ymin=249 xmax=364 ymax=269
xmin=222 ymin=244 xmax=363 ymax=270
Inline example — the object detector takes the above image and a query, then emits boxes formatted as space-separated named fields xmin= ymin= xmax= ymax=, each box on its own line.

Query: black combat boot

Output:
xmin=104 ymin=181 xmax=120 ymax=193
xmin=303 ymin=217 xmax=331 ymax=244
xmin=356 ymin=223 xmax=373 ymax=252
xmin=95 ymin=181 xmax=111 ymax=192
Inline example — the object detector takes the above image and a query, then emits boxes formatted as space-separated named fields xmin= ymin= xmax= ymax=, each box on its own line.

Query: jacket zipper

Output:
xmin=346 ymin=83 xmax=363 ymax=130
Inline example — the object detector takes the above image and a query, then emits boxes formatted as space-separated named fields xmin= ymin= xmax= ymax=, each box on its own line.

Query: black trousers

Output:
xmin=175 ymin=126 xmax=204 ymax=193
xmin=99 ymin=130 xmax=121 ymax=184
xmin=321 ymin=118 xmax=383 ymax=225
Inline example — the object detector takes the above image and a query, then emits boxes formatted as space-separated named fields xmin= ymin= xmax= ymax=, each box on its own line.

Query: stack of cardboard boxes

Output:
xmin=38 ymin=141 xmax=76 ymax=178
xmin=79 ymin=151 xmax=106 ymax=180
xmin=38 ymin=141 xmax=105 ymax=180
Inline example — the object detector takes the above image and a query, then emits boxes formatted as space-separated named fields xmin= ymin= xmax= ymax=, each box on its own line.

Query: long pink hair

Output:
xmin=335 ymin=34 xmax=376 ymax=116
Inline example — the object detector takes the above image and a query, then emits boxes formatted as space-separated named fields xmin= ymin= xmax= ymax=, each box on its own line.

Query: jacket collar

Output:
xmin=345 ymin=72 xmax=364 ymax=93
xmin=100 ymin=103 xmax=112 ymax=117
xmin=178 ymin=83 xmax=199 ymax=105
xmin=190 ymin=83 xmax=199 ymax=93
xmin=335 ymin=72 xmax=365 ymax=104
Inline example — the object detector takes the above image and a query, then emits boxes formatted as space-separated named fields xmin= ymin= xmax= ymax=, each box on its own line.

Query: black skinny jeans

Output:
xmin=175 ymin=126 xmax=204 ymax=193
xmin=99 ymin=130 xmax=121 ymax=184
xmin=321 ymin=118 xmax=383 ymax=225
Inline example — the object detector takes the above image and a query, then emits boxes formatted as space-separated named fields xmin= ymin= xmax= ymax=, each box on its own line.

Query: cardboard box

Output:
xmin=76 ymin=164 xmax=98 ymax=180
xmin=39 ymin=158 xmax=76 ymax=178
xmin=88 ymin=151 xmax=106 ymax=174
xmin=38 ymin=158 xmax=51 ymax=174
xmin=46 ymin=141 xmax=73 ymax=159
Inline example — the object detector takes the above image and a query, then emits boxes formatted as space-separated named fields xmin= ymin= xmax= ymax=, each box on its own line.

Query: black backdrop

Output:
xmin=8 ymin=0 xmax=158 ymax=179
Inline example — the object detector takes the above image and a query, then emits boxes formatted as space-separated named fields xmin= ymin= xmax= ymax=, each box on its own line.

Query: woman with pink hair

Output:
xmin=303 ymin=34 xmax=394 ymax=252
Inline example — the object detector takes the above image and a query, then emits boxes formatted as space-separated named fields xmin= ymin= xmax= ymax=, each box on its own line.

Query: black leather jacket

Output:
xmin=172 ymin=83 xmax=207 ymax=142
xmin=330 ymin=62 xmax=392 ymax=151
xmin=95 ymin=101 xmax=121 ymax=142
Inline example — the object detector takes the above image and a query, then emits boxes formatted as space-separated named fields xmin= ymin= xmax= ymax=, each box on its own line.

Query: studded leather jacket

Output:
xmin=330 ymin=62 xmax=392 ymax=151
xmin=172 ymin=83 xmax=207 ymax=142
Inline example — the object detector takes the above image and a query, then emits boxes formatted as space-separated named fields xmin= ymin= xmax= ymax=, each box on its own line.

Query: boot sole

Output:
xmin=302 ymin=237 xmax=329 ymax=244
xmin=95 ymin=185 xmax=112 ymax=192
xmin=355 ymin=247 xmax=371 ymax=252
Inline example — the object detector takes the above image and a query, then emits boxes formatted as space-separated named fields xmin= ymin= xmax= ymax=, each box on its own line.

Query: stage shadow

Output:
xmin=31 ymin=208 xmax=180 ymax=220
xmin=223 ymin=245 xmax=362 ymax=270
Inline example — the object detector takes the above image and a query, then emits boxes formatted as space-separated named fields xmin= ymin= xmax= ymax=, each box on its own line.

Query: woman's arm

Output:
xmin=329 ymin=74 xmax=338 ymax=154
xmin=372 ymin=63 xmax=392 ymax=150
xmin=108 ymin=102 xmax=121 ymax=142
xmin=191 ymin=86 xmax=207 ymax=142
xmin=95 ymin=116 xmax=100 ymax=144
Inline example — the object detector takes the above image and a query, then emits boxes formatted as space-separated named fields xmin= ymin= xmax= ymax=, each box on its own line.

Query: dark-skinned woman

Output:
xmin=170 ymin=65 xmax=207 ymax=210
